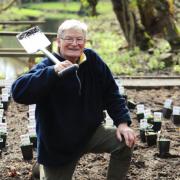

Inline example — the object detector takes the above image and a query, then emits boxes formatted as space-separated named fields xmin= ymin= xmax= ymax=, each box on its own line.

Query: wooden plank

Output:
xmin=0 ymin=52 xmax=45 ymax=57
xmin=0 ymin=21 xmax=45 ymax=25
xmin=0 ymin=48 xmax=25 ymax=52
xmin=0 ymin=31 xmax=57 ymax=38
xmin=117 ymin=78 xmax=180 ymax=88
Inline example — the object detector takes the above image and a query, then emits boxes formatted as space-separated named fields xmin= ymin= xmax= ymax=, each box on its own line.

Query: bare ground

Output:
xmin=0 ymin=87 xmax=180 ymax=180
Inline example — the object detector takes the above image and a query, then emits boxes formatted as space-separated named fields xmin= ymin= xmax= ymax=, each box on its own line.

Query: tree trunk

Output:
xmin=111 ymin=0 xmax=152 ymax=50
xmin=0 ymin=0 xmax=17 ymax=12
xmin=137 ymin=0 xmax=180 ymax=49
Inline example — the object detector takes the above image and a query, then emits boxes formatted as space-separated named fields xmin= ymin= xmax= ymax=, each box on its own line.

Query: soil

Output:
xmin=0 ymin=87 xmax=180 ymax=180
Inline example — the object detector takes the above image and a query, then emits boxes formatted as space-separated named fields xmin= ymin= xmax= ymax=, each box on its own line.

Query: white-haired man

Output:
xmin=12 ymin=19 xmax=136 ymax=180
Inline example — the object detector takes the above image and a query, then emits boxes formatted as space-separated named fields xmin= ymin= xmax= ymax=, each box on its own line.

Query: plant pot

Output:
xmin=0 ymin=138 xmax=4 ymax=149
xmin=20 ymin=144 xmax=33 ymax=160
xmin=152 ymin=121 xmax=162 ymax=132
xmin=140 ymin=129 xmax=146 ymax=142
xmin=122 ymin=94 xmax=128 ymax=105
xmin=162 ymin=108 xmax=172 ymax=119
xmin=146 ymin=132 xmax=157 ymax=146
xmin=137 ymin=113 xmax=144 ymax=122
xmin=2 ymin=116 xmax=6 ymax=123
xmin=158 ymin=139 xmax=170 ymax=157
xmin=127 ymin=100 xmax=136 ymax=110
xmin=2 ymin=101 xmax=9 ymax=111
xmin=30 ymin=135 xmax=37 ymax=148
xmin=0 ymin=133 xmax=7 ymax=148
xmin=172 ymin=115 xmax=180 ymax=125
xmin=147 ymin=117 xmax=154 ymax=125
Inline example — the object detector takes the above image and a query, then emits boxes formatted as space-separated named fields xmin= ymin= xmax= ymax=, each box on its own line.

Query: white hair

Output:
xmin=57 ymin=19 xmax=88 ymax=39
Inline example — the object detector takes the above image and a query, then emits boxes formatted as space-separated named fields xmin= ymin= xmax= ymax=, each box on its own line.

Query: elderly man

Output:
xmin=12 ymin=19 xmax=136 ymax=180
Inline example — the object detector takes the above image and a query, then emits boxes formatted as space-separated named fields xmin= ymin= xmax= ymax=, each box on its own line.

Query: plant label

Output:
xmin=28 ymin=125 xmax=36 ymax=136
xmin=20 ymin=134 xmax=31 ymax=145
xmin=0 ymin=109 xmax=4 ymax=115
xmin=137 ymin=104 xmax=144 ymax=113
xmin=29 ymin=104 xmax=36 ymax=110
xmin=28 ymin=115 xmax=35 ymax=122
xmin=1 ymin=94 xmax=8 ymax=102
xmin=1 ymin=88 xmax=9 ymax=95
xmin=0 ymin=103 xmax=3 ymax=109
xmin=164 ymin=99 xmax=172 ymax=108
xmin=119 ymin=86 xmax=125 ymax=95
xmin=28 ymin=110 xmax=35 ymax=117
xmin=144 ymin=108 xmax=152 ymax=118
xmin=173 ymin=106 xmax=180 ymax=115
xmin=154 ymin=112 xmax=162 ymax=121
xmin=140 ymin=119 xmax=148 ymax=129
xmin=0 ymin=117 xmax=2 ymax=123
xmin=0 ymin=123 xmax=7 ymax=133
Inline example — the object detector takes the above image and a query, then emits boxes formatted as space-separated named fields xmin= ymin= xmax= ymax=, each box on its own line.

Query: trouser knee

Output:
xmin=111 ymin=142 xmax=133 ymax=162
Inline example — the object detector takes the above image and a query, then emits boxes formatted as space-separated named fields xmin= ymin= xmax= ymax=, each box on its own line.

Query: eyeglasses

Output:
xmin=60 ymin=36 xmax=85 ymax=44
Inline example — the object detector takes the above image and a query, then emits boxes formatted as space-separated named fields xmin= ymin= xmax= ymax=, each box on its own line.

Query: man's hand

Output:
xmin=116 ymin=123 xmax=136 ymax=148
xmin=54 ymin=60 xmax=73 ymax=74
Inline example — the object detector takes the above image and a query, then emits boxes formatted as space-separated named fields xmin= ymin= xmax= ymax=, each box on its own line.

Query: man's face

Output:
xmin=57 ymin=29 xmax=86 ymax=63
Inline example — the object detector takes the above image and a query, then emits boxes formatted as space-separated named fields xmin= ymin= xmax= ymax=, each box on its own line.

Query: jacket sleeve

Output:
xmin=11 ymin=60 xmax=59 ymax=105
xmin=103 ymin=66 xmax=131 ymax=126
xmin=91 ymin=50 xmax=131 ymax=126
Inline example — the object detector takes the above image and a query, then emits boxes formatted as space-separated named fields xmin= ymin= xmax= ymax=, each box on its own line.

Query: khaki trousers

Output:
xmin=40 ymin=124 xmax=133 ymax=180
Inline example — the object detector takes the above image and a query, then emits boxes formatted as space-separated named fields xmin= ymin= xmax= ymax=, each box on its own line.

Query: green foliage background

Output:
xmin=0 ymin=1 xmax=179 ymax=76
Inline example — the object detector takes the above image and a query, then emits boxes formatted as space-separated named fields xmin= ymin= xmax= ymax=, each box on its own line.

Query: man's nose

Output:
xmin=71 ymin=39 xmax=78 ymax=45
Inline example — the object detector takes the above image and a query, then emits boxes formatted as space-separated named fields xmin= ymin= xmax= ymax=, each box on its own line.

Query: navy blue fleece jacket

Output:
xmin=11 ymin=48 xmax=131 ymax=166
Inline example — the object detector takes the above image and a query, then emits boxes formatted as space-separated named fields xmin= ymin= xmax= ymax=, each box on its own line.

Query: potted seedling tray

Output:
xmin=146 ymin=131 xmax=157 ymax=146
xmin=157 ymin=138 xmax=170 ymax=157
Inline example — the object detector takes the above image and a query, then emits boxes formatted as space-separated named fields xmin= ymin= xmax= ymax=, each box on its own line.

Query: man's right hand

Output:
xmin=54 ymin=60 xmax=73 ymax=74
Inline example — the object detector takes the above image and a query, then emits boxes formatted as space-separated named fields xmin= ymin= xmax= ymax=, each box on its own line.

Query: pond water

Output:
xmin=0 ymin=19 xmax=61 ymax=79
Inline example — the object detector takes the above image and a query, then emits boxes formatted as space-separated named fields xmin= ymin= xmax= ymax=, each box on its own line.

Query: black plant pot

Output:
xmin=146 ymin=132 xmax=157 ymax=146
xmin=147 ymin=117 xmax=154 ymax=125
xmin=30 ymin=136 xmax=37 ymax=148
xmin=162 ymin=108 xmax=172 ymax=119
xmin=2 ymin=101 xmax=9 ymax=111
xmin=0 ymin=138 xmax=4 ymax=149
xmin=2 ymin=116 xmax=6 ymax=123
xmin=140 ymin=129 xmax=146 ymax=143
xmin=127 ymin=100 xmax=136 ymax=110
xmin=20 ymin=144 xmax=33 ymax=160
xmin=172 ymin=115 xmax=180 ymax=125
xmin=137 ymin=113 xmax=144 ymax=122
xmin=0 ymin=133 xmax=7 ymax=148
xmin=152 ymin=121 xmax=162 ymax=132
xmin=158 ymin=139 xmax=170 ymax=157
xmin=122 ymin=94 xmax=128 ymax=105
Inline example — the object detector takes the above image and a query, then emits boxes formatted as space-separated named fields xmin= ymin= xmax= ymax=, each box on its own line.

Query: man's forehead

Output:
xmin=63 ymin=29 xmax=84 ymax=36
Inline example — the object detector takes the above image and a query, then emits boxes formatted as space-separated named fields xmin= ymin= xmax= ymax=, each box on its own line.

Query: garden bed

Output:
xmin=0 ymin=87 xmax=179 ymax=180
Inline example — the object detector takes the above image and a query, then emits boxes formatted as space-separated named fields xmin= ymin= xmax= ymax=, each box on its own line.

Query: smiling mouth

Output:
xmin=68 ymin=48 xmax=80 ymax=51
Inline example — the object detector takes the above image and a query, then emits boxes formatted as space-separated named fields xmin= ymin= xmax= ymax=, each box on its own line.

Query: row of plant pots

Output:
xmin=20 ymin=104 xmax=37 ymax=160
xmin=162 ymin=99 xmax=180 ymax=124
xmin=140 ymin=129 xmax=171 ymax=157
